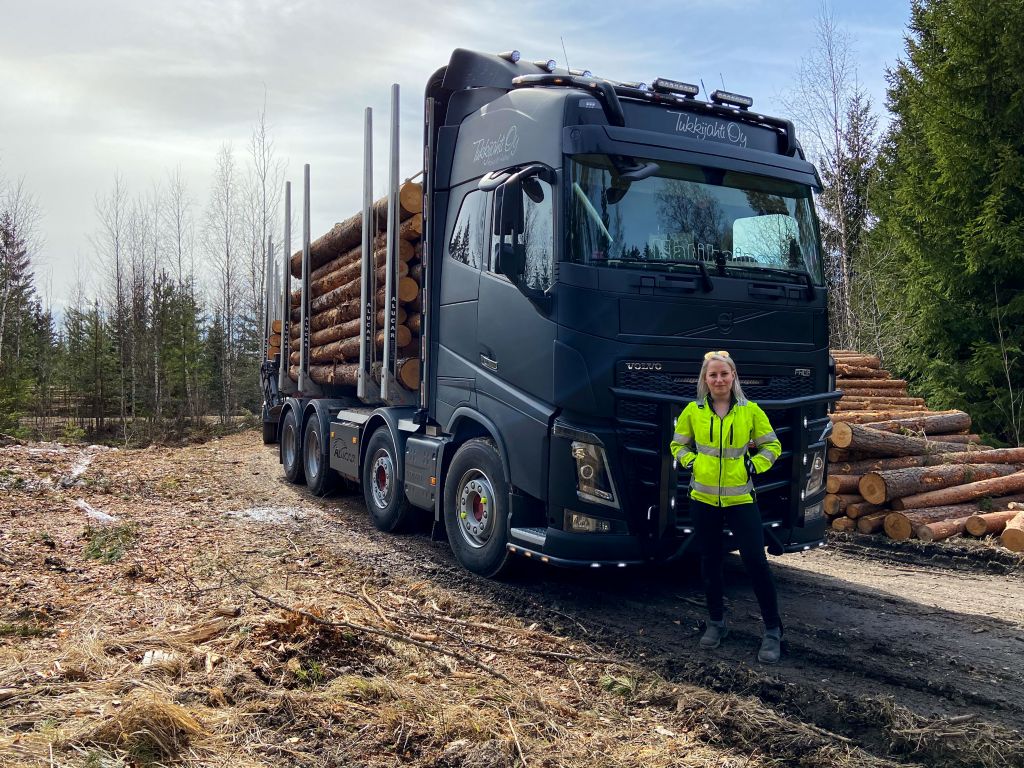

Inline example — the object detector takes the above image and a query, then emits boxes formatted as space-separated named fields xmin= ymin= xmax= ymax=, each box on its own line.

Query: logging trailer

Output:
xmin=260 ymin=48 xmax=840 ymax=577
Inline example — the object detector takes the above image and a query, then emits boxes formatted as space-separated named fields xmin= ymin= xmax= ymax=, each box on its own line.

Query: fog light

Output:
xmin=564 ymin=509 xmax=612 ymax=534
xmin=804 ymin=501 xmax=824 ymax=523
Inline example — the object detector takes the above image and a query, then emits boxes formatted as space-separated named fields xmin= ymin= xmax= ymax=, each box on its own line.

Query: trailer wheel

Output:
xmin=303 ymin=415 xmax=336 ymax=497
xmin=362 ymin=427 xmax=413 ymax=532
xmin=443 ymin=438 xmax=512 ymax=578
xmin=281 ymin=409 xmax=304 ymax=484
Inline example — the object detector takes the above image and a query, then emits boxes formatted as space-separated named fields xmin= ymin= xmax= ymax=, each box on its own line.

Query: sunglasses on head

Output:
xmin=704 ymin=350 xmax=730 ymax=360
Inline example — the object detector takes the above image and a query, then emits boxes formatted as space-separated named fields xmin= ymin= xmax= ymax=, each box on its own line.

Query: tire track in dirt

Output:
xmin=244 ymin=439 xmax=1024 ymax=766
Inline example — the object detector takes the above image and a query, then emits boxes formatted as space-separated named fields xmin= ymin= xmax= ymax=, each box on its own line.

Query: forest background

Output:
xmin=1 ymin=0 xmax=1021 ymax=447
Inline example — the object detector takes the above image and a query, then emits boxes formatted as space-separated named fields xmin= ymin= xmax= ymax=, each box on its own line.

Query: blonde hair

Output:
xmin=696 ymin=352 xmax=748 ymax=404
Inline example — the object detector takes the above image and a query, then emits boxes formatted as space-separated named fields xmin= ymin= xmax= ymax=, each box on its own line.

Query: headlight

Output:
xmin=804 ymin=450 xmax=826 ymax=496
xmin=571 ymin=440 xmax=619 ymax=508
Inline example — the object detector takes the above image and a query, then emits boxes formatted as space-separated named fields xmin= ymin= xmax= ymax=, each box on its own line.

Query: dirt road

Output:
xmin=3 ymin=432 xmax=1023 ymax=767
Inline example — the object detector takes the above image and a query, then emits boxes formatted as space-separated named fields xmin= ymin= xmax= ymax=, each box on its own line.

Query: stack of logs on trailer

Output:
xmin=276 ymin=180 xmax=424 ymax=391
xmin=825 ymin=350 xmax=1024 ymax=551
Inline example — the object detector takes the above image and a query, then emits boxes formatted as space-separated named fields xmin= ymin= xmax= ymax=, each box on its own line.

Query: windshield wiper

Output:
xmin=669 ymin=258 xmax=713 ymax=292
xmin=605 ymin=257 xmax=714 ymax=292
xmin=721 ymin=263 xmax=816 ymax=299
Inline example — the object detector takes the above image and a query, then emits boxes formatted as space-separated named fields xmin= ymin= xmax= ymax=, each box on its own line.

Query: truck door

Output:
xmin=474 ymin=169 xmax=557 ymax=499
xmin=435 ymin=186 xmax=488 ymax=427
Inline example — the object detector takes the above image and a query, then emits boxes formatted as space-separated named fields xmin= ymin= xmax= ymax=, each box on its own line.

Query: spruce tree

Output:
xmin=876 ymin=0 xmax=1024 ymax=444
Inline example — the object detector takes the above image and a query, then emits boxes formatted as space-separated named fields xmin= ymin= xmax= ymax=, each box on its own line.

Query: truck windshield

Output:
xmin=567 ymin=154 xmax=824 ymax=284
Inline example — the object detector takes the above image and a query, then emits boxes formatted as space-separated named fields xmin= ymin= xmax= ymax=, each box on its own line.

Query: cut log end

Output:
xmin=884 ymin=512 xmax=912 ymax=541
xmin=1001 ymin=512 xmax=1024 ymax=552
xmin=859 ymin=473 xmax=887 ymax=505
xmin=830 ymin=421 xmax=854 ymax=448
xmin=856 ymin=511 xmax=889 ymax=535
xmin=831 ymin=517 xmax=856 ymax=532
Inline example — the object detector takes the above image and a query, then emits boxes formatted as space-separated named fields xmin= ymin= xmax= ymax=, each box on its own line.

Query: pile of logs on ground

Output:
xmin=825 ymin=350 xmax=1024 ymax=551
xmin=276 ymin=180 xmax=423 ymax=391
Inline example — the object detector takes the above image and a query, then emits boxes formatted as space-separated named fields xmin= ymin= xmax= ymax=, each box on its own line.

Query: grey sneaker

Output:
xmin=758 ymin=627 xmax=783 ymax=664
xmin=699 ymin=619 xmax=729 ymax=649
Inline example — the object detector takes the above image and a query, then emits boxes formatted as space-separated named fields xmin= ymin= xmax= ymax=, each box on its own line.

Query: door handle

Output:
xmin=480 ymin=354 xmax=498 ymax=372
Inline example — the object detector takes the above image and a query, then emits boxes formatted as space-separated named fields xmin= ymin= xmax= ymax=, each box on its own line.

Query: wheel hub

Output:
xmin=457 ymin=473 xmax=495 ymax=549
xmin=371 ymin=451 xmax=394 ymax=510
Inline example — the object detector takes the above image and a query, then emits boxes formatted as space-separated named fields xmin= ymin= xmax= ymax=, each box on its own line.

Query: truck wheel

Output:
xmin=262 ymin=419 xmax=277 ymax=445
xmin=281 ymin=409 xmax=305 ymax=484
xmin=443 ymin=438 xmax=513 ymax=578
xmin=362 ymin=427 xmax=413 ymax=532
xmin=303 ymin=415 xmax=336 ymax=497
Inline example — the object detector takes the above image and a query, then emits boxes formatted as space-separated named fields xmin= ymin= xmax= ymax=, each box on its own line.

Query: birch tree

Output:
xmin=205 ymin=144 xmax=242 ymax=420
xmin=782 ymin=2 xmax=879 ymax=349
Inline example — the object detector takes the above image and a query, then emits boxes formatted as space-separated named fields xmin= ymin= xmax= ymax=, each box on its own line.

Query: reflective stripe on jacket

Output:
xmin=669 ymin=395 xmax=781 ymax=507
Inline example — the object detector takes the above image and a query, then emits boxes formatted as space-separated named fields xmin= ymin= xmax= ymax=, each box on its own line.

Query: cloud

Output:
xmin=0 ymin=0 xmax=908 ymax=304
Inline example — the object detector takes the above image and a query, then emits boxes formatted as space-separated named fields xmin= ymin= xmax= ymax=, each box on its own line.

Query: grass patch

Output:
xmin=84 ymin=524 xmax=138 ymax=563
xmin=74 ymin=690 xmax=205 ymax=763
xmin=293 ymin=659 xmax=328 ymax=688
xmin=0 ymin=621 xmax=53 ymax=638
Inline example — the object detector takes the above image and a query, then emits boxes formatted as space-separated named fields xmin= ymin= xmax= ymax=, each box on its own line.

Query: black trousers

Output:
xmin=691 ymin=498 xmax=782 ymax=630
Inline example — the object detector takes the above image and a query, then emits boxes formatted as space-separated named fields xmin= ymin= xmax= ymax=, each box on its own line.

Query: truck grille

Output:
xmin=613 ymin=363 xmax=813 ymax=530
xmin=615 ymin=368 xmax=815 ymax=421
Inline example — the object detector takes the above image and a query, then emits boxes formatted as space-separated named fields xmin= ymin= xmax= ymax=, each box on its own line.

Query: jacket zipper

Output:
xmin=717 ymin=411 xmax=725 ymax=507
xmin=717 ymin=405 xmax=737 ymax=507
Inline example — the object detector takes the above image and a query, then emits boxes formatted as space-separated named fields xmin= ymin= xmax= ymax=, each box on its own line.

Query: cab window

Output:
xmin=448 ymin=190 xmax=487 ymax=269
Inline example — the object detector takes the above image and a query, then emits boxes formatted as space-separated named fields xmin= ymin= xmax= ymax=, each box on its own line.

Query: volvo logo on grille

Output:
xmin=625 ymin=361 xmax=663 ymax=371
xmin=717 ymin=312 xmax=734 ymax=333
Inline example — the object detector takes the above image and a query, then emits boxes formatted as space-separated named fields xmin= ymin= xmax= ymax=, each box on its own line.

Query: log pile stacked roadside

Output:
xmin=825 ymin=350 xmax=1024 ymax=550
xmin=279 ymin=180 xmax=424 ymax=391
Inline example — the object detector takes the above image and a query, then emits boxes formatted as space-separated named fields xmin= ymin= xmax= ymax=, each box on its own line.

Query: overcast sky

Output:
xmin=0 ymin=0 xmax=909 ymax=309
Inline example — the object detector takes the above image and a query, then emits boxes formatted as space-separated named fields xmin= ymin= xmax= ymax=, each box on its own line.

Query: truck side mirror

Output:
xmin=493 ymin=179 xmax=524 ymax=237
xmin=494 ymin=242 xmax=526 ymax=280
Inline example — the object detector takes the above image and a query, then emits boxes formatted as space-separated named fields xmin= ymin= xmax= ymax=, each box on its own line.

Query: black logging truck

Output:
xmin=260 ymin=48 xmax=839 ymax=578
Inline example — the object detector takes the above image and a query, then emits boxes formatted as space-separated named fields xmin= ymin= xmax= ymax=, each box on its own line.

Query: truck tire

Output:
xmin=362 ymin=427 xmax=414 ymax=532
xmin=262 ymin=419 xmax=277 ymax=445
xmin=281 ymin=409 xmax=305 ymax=484
xmin=303 ymin=415 xmax=336 ymax=497
xmin=443 ymin=438 xmax=513 ymax=578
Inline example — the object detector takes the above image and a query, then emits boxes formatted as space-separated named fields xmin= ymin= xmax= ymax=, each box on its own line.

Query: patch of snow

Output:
xmin=60 ymin=445 xmax=113 ymax=487
xmin=75 ymin=499 xmax=118 ymax=524
xmin=228 ymin=506 xmax=308 ymax=524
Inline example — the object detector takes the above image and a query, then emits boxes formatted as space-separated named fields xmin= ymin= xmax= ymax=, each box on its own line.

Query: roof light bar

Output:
xmin=710 ymin=89 xmax=753 ymax=109
xmin=498 ymin=50 xmax=521 ymax=63
xmin=534 ymin=59 xmax=557 ymax=72
xmin=652 ymin=77 xmax=699 ymax=98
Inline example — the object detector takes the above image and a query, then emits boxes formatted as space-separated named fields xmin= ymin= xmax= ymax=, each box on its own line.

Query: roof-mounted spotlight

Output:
xmin=652 ymin=77 xmax=700 ymax=98
xmin=621 ymin=81 xmax=649 ymax=91
xmin=569 ymin=68 xmax=593 ymax=77
xmin=533 ymin=59 xmax=557 ymax=72
xmin=498 ymin=50 xmax=521 ymax=63
xmin=710 ymin=89 xmax=753 ymax=109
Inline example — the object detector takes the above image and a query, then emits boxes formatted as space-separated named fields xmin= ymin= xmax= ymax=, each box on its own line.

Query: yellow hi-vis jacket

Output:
xmin=670 ymin=395 xmax=781 ymax=507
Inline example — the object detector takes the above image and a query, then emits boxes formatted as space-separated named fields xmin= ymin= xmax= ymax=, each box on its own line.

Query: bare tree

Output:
xmin=205 ymin=144 xmax=242 ymax=420
xmin=164 ymin=168 xmax=201 ymax=422
xmin=782 ymin=2 xmax=878 ymax=349
xmin=244 ymin=99 xmax=286 ymax=332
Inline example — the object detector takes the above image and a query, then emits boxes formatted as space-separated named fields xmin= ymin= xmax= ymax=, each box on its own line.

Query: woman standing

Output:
xmin=669 ymin=351 xmax=784 ymax=664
